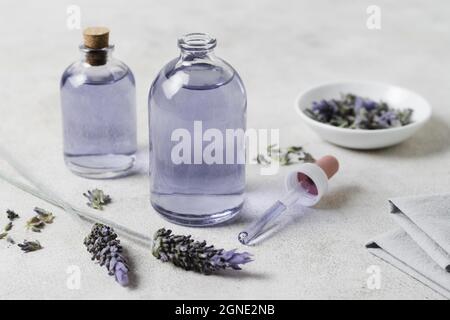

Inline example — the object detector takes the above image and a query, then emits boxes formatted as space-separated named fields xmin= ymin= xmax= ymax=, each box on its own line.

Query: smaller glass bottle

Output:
xmin=60 ymin=27 xmax=137 ymax=179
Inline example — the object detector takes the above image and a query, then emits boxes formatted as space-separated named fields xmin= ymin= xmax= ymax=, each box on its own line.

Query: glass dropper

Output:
xmin=238 ymin=155 xmax=339 ymax=245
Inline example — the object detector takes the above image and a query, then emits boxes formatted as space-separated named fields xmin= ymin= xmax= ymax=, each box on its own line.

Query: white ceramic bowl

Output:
xmin=295 ymin=81 xmax=432 ymax=149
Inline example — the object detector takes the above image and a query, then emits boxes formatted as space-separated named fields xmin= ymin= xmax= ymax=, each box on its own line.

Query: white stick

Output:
xmin=0 ymin=145 xmax=152 ymax=247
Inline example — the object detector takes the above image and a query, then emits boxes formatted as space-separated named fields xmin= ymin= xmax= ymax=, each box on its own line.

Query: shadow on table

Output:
xmin=241 ymin=208 xmax=310 ymax=247
xmin=315 ymin=184 xmax=363 ymax=210
xmin=123 ymin=247 xmax=139 ymax=290
xmin=350 ymin=116 xmax=450 ymax=158
xmin=120 ymin=146 xmax=149 ymax=178
xmin=216 ymin=269 xmax=271 ymax=280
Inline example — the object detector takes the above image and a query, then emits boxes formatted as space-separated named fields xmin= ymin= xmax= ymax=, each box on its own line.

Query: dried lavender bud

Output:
xmin=18 ymin=240 xmax=42 ymax=253
xmin=26 ymin=216 xmax=46 ymax=232
xmin=4 ymin=222 xmax=13 ymax=232
xmin=255 ymin=154 xmax=271 ymax=166
xmin=84 ymin=223 xmax=130 ymax=286
xmin=255 ymin=144 xmax=315 ymax=167
xmin=152 ymin=228 xmax=253 ymax=275
xmin=83 ymin=189 xmax=112 ymax=210
xmin=26 ymin=208 xmax=55 ymax=232
xmin=33 ymin=207 xmax=55 ymax=224
xmin=6 ymin=209 xmax=19 ymax=221
xmin=0 ymin=232 xmax=7 ymax=240
xmin=304 ymin=93 xmax=414 ymax=130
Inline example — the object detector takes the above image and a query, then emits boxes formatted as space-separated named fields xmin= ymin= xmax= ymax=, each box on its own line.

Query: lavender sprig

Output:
xmin=152 ymin=228 xmax=253 ymax=274
xmin=84 ymin=223 xmax=130 ymax=286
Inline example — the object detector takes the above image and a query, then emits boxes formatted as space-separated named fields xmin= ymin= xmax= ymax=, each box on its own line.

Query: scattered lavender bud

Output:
xmin=152 ymin=228 xmax=253 ymax=275
xmin=18 ymin=240 xmax=42 ymax=253
xmin=26 ymin=216 xmax=46 ymax=232
xmin=6 ymin=209 xmax=19 ymax=221
xmin=25 ymin=207 xmax=55 ymax=232
xmin=83 ymin=189 xmax=112 ymax=210
xmin=4 ymin=222 xmax=13 ymax=232
xmin=33 ymin=207 xmax=55 ymax=224
xmin=0 ymin=232 xmax=7 ymax=240
xmin=84 ymin=223 xmax=130 ymax=286
xmin=255 ymin=144 xmax=315 ymax=167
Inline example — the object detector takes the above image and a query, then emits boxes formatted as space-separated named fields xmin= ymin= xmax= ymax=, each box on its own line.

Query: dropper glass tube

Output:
xmin=238 ymin=201 xmax=287 ymax=244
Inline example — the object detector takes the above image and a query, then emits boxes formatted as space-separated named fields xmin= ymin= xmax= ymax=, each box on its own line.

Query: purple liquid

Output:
xmin=149 ymin=59 xmax=246 ymax=225
xmin=61 ymin=69 xmax=137 ymax=178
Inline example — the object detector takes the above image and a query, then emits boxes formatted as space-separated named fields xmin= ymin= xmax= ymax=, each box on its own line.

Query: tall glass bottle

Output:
xmin=60 ymin=27 xmax=137 ymax=179
xmin=148 ymin=33 xmax=247 ymax=226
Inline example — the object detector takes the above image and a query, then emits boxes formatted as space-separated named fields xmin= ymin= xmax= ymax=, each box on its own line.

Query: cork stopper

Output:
xmin=83 ymin=27 xmax=110 ymax=66
xmin=83 ymin=27 xmax=110 ymax=49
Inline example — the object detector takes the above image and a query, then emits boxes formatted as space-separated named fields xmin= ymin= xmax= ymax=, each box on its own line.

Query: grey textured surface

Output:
xmin=0 ymin=0 xmax=449 ymax=299
xmin=367 ymin=194 xmax=450 ymax=299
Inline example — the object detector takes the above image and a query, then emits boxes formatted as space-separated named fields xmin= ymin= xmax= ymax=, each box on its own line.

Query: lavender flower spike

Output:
xmin=112 ymin=260 xmax=129 ymax=286
xmin=84 ymin=223 xmax=130 ymax=286
xmin=152 ymin=228 xmax=253 ymax=274
xmin=210 ymin=249 xmax=253 ymax=270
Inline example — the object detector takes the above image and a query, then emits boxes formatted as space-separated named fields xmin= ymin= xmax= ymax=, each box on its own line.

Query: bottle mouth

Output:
xmin=178 ymin=33 xmax=216 ymax=51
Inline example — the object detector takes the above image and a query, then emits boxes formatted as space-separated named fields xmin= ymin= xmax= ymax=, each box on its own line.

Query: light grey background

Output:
xmin=0 ymin=0 xmax=448 ymax=299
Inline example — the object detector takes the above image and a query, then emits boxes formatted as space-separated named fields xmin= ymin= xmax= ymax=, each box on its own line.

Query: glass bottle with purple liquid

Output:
xmin=60 ymin=27 xmax=137 ymax=179
xmin=148 ymin=33 xmax=247 ymax=226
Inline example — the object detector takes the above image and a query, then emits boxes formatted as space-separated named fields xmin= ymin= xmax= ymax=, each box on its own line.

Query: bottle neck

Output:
xmin=180 ymin=48 xmax=215 ymax=62
xmin=178 ymin=33 xmax=217 ymax=61
xmin=79 ymin=44 xmax=114 ymax=66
